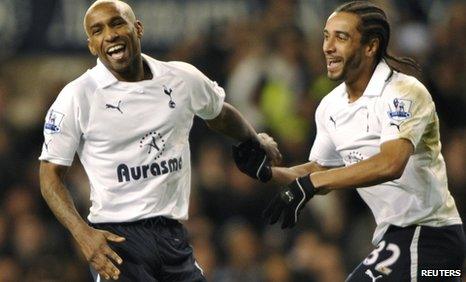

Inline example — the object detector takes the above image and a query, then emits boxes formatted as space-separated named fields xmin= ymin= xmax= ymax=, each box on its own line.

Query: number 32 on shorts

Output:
xmin=363 ymin=241 xmax=401 ymax=275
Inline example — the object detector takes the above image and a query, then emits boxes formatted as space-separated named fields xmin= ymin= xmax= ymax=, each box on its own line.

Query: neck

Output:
xmin=345 ymin=61 xmax=377 ymax=103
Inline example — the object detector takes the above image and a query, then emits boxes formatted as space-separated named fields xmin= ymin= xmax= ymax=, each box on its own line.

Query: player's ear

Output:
xmin=87 ymin=39 xmax=97 ymax=56
xmin=135 ymin=20 xmax=143 ymax=39
xmin=365 ymin=37 xmax=379 ymax=58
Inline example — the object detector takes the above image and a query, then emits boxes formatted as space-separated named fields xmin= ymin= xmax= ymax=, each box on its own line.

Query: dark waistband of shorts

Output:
xmin=89 ymin=216 xmax=180 ymax=228
xmin=386 ymin=224 xmax=463 ymax=234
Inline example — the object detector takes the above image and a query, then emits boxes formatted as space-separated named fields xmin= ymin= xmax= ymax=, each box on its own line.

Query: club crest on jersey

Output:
xmin=163 ymin=85 xmax=176 ymax=109
xmin=44 ymin=110 xmax=65 ymax=134
xmin=139 ymin=131 xmax=166 ymax=159
xmin=388 ymin=98 xmax=412 ymax=121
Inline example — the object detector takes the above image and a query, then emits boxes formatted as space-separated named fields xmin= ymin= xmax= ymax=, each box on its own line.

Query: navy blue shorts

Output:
xmin=346 ymin=224 xmax=465 ymax=281
xmin=89 ymin=217 xmax=205 ymax=282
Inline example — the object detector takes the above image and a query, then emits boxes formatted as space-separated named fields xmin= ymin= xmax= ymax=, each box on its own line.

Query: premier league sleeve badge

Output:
xmin=387 ymin=98 xmax=412 ymax=121
xmin=44 ymin=109 xmax=65 ymax=134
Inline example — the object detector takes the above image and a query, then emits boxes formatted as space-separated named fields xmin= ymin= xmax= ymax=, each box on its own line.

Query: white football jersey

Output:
xmin=39 ymin=54 xmax=225 ymax=223
xmin=309 ymin=61 xmax=461 ymax=244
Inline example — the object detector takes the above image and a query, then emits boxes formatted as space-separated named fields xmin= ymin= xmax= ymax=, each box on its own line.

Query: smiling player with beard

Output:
xmin=232 ymin=1 xmax=465 ymax=281
xmin=38 ymin=1 xmax=281 ymax=281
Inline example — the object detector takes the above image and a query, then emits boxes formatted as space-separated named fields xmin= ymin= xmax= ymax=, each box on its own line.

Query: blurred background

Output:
xmin=0 ymin=0 xmax=465 ymax=281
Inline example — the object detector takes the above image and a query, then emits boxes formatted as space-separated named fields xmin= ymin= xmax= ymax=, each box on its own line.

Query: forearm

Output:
xmin=272 ymin=162 xmax=332 ymax=185
xmin=310 ymin=139 xmax=413 ymax=191
xmin=39 ymin=163 xmax=88 ymax=238
xmin=311 ymin=154 xmax=396 ymax=191
xmin=205 ymin=103 xmax=257 ymax=142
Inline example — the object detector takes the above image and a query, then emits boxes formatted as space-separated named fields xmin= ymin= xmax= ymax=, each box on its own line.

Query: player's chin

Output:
xmin=108 ymin=60 xmax=131 ymax=73
xmin=105 ymin=53 xmax=132 ymax=69
xmin=327 ymin=71 xmax=344 ymax=81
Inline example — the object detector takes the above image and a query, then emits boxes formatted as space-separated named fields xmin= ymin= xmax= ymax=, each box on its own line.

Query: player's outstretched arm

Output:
xmin=206 ymin=102 xmax=282 ymax=165
xmin=309 ymin=138 xmax=413 ymax=191
xmin=39 ymin=161 xmax=125 ymax=281
xmin=271 ymin=161 xmax=332 ymax=185
xmin=264 ymin=139 xmax=412 ymax=229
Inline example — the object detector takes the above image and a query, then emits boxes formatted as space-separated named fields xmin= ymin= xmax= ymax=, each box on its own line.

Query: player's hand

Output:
xmin=232 ymin=138 xmax=273 ymax=182
xmin=74 ymin=225 xmax=125 ymax=280
xmin=257 ymin=132 xmax=282 ymax=166
xmin=263 ymin=174 xmax=316 ymax=228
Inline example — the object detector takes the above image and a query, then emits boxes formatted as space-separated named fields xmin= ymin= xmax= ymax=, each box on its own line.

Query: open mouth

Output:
xmin=106 ymin=44 xmax=126 ymax=60
xmin=327 ymin=57 xmax=343 ymax=71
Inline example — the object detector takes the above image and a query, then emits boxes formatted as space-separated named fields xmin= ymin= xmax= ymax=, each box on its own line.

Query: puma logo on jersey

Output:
xmin=163 ymin=85 xmax=176 ymax=109
xmin=365 ymin=269 xmax=382 ymax=281
xmin=329 ymin=116 xmax=337 ymax=128
xmin=43 ymin=139 xmax=52 ymax=151
xmin=389 ymin=122 xmax=401 ymax=131
xmin=106 ymin=100 xmax=123 ymax=114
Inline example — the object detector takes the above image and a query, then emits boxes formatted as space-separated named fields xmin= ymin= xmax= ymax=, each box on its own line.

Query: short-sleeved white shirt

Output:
xmin=309 ymin=61 xmax=461 ymax=244
xmin=39 ymin=54 xmax=225 ymax=223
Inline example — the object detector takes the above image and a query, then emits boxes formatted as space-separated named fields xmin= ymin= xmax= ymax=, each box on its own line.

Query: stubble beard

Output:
xmin=329 ymin=50 xmax=363 ymax=82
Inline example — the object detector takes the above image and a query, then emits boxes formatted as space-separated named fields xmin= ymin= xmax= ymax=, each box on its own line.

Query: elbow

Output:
xmin=39 ymin=161 xmax=64 ymax=199
xmin=205 ymin=106 xmax=227 ymax=131
xmin=382 ymin=162 xmax=406 ymax=181
xmin=39 ymin=174 xmax=51 ymax=199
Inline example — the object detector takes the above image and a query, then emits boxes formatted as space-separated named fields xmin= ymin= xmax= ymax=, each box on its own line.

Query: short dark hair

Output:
xmin=335 ymin=1 xmax=420 ymax=72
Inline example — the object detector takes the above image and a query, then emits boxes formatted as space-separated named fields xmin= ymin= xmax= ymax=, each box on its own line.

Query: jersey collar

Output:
xmin=362 ymin=60 xmax=392 ymax=97
xmin=329 ymin=60 xmax=392 ymax=100
xmin=88 ymin=58 xmax=119 ymax=89
xmin=88 ymin=53 xmax=166 ymax=89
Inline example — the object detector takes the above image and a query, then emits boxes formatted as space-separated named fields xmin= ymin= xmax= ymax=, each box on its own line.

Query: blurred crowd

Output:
xmin=0 ymin=0 xmax=465 ymax=281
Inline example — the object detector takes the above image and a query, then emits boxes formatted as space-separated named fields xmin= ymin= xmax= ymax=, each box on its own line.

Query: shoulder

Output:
xmin=384 ymin=72 xmax=432 ymax=103
xmin=143 ymin=54 xmax=212 ymax=85
xmin=55 ymin=71 xmax=97 ymax=105
xmin=165 ymin=61 xmax=207 ymax=82
xmin=165 ymin=61 xmax=200 ymax=73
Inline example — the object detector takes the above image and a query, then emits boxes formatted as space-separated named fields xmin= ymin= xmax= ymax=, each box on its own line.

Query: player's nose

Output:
xmin=104 ymin=28 xmax=119 ymax=42
xmin=323 ymin=37 xmax=336 ymax=54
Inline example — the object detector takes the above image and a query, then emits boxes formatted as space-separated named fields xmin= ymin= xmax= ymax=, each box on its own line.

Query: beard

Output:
xmin=329 ymin=49 xmax=363 ymax=81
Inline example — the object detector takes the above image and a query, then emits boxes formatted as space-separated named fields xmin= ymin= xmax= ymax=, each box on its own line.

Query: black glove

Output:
xmin=263 ymin=174 xmax=316 ymax=229
xmin=232 ymin=139 xmax=272 ymax=183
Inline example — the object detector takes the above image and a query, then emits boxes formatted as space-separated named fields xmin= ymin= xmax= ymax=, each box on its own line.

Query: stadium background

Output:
xmin=0 ymin=0 xmax=465 ymax=281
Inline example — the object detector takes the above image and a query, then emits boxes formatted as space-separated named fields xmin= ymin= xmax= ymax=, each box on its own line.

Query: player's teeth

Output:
xmin=109 ymin=45 xmax=124 ymax=53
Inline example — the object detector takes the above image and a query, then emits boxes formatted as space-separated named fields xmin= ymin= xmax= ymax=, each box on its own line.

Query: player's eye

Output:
xmin=337 ymin=34 xmax=348 ymax=41
xmin=112 ymin=19 xmax=125 ymax=27
xmin=91 ymin=28 xmax=102 ymax=35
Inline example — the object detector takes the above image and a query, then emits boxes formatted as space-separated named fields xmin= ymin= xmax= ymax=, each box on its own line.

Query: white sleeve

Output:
xmin=308 ymin=102 xmax=344 ymax=166
xmin=379 ymin=78 xmax=434 ymax=149
xmin=39 ymin=85 xmax=82 ymax=166
xmin=188 ymin=65 xmax=225 ymax=120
